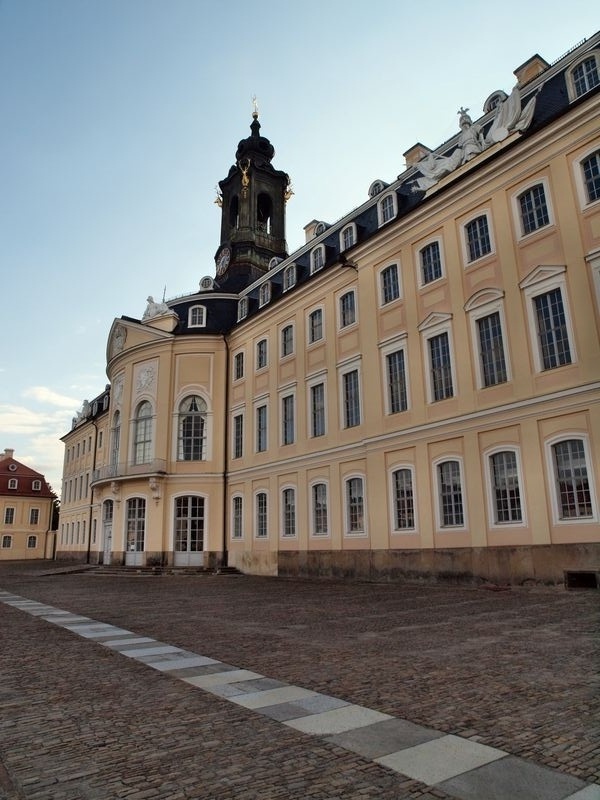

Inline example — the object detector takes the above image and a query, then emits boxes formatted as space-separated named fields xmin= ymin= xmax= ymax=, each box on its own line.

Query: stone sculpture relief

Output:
xmin=411 ymin=86 xmax=539 ymax=191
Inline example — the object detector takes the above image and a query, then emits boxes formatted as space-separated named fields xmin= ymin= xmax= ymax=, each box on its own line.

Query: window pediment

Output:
xmin=464 ymin=288 xmax=505 ymax=312
xmin=519 ymin=264 xmax=566 ymax=290
xmin=418 ymin=312 xmax=452 ymax=332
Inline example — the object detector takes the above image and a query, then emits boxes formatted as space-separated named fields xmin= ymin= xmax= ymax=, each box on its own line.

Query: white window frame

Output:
xmin=307 ymin=372 xmax=327 ymax=438
xmin=433 ymin=456 xmax=467 ymax=531
xmin=254 ymin=400 xmax=269 ymax=454
xmin=340 ymin=223 xmax=357 ymax=252
xmin=307 ymin=307 xmax=324 ymax=345
xmin=280 ymin=391 xmax=296 ymax=446
xmin=232 ymin=410 xmax=244 ymax=459
xmin=32 ymin=479 xmax=42 ymax=491
xmin=389 ymin=464 xmax=417 ymax=533
xmin=483 ymin=446 xmax=527 ymax=529
xmin=586 ymin=249 xmax=600 ymax=314
xmin=465 ymin=289 xmax=511 ymax=389
xmin=566 ymin=52 xmax=600 ymax=101
xmin=233 ymin=350 xmax=244 ymax=381
xmin=280 ymin=485 xmax=297 ymax=539
xmin=280 ymin=323 xmax=295 ymax=359
xmin=338 ymin=357 xmax=363 ymax=429
xmin=237 ymin=298 xmax=248 ymax=321
xmin=380 ymin=336 xmax=410 ymax=415
xmin=544 ymin=433 xmax=598 ymax=525
xmin=377 ymin=192 xmax=397 ymax=227
xmin=259 ymin=282 xmax=271 ymax=308
xmin=256 ymin=337 xmax=268 ymax=371
xmin=573 ymin=146 xmax=600 ymax=209
xmin=511 ymin=178 xmax=554 ymax=240
xmin=4 ymin=508 xmax=15 ymax=525
xmin=132 ymin=400 xmax=153 ymax=466
xmin=188 ymin=305 xmax=207 ymax=328
xmin=344 ymin=474 xmax=367 ymax=537
xmin=338 ymin=289 xmax=357 ymax=330
xmin=310 ymin=480 xmax=330 ymax=538
xmin=2 ymin=535 xmax=12 ymax=548
xmin=27 ymin=535 xmax=37 ymax=549
xmin=418 ymin=314 xmax=456 ymax=403
xmin=417 ymin=238 xmax=445 ymax=287
xmin=231 ymin=494 xmax=244 ymax=540
xmin=283 ymin=263 xmax=297 ymax=292
xmin=311 ymin=245 xmax=325 ymax=274
xmin=520 ymin=266 xmax=576 ymax=373
xmin=8 ymin=478 xmax=17 ymax=490
xmin=254 ymin=490 xmax=269 ymax=539
xmin=29 ymin=508 xmax=40 ymax=525
xmin=461 ymin=210 xmax=495 ymax=265
xmin=379 ymin=262 xmax=402 ymax=306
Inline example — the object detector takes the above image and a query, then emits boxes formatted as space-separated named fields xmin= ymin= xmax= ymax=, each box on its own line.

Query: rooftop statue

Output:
xmin=142 ymin=295 xmax=171 ymax=320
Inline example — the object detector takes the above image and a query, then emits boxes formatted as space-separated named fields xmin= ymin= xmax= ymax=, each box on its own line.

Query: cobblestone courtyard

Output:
xmin=0 ymin=562 xmax=598 ymax=799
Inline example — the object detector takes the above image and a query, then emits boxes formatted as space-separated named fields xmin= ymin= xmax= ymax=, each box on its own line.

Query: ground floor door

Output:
xmin=174 ymin=495 xmax=205 ymax=567
xmin=102 ymin=523 xmax=112 ymax=566
xmin=125 ymin=497 xmax=145 ymax=566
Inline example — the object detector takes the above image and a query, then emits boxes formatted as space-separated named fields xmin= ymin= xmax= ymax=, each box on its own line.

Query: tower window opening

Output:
xmin=229 ymin=196 xmax=239 ymax=229
xmin=257 ymin=193 xmax=272 ymax=234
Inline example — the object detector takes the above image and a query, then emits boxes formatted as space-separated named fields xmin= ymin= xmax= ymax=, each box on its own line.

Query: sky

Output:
xmin=1 ymin=0 xmax=598 ymax=494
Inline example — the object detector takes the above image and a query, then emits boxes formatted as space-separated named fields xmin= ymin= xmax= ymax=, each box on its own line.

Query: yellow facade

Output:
xmin=58 ymin=33 xmax=600 ymax=583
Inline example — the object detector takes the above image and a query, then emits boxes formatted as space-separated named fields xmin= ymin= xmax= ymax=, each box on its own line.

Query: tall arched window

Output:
xmin=229 ymin=195 xmax=239 ymax=229
xmin=133 ymin=401 xmax=153 ymax=465
xmin=178 ymin=395 xmax=207 ymax=461
xmin=257 ymin=193 xmax=272 ymax=233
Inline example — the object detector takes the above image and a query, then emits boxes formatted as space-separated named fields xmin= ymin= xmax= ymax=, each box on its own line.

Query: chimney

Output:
xmin=513 ymin=54 xmax=550 ymax=87
xmin=2 ymin=448 xmax=15 ymax=460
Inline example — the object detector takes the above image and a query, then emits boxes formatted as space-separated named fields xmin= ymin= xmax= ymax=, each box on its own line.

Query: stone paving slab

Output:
xmin=229 ymin=685 xmax=317 ymax=709
xmin=326 ymin=717 xmax=445 ymax=759
xmin=285 ymin=704 xmax=393 ymax=735
xmin=437 ymin=755 xmax=592 ymax=800
xmin=375 ymin=734 xmax=506 ymax=784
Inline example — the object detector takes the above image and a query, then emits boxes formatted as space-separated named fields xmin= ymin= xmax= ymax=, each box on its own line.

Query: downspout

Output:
xmin=220 ymin=335 xmax=230 ymax=569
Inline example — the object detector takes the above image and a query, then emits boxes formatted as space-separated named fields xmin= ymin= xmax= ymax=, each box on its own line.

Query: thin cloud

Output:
xmin=23 ymin=386 xmax=81 ymax=409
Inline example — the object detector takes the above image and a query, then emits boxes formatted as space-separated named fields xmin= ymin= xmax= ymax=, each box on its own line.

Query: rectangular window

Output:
xmin=438 ymin=461 xmax=464 ymax=527
xmin=232 ymin=496 xmax=243 ymax=539
xmin=310 ymin=383 xmax=326 ymax=437
xmin=312 ymin=483 xmax=328 ymax=536
xmin=534 ymin=289 xmax=572 ymax=369
xmin=340 ymin=291 xmax=356 ymax=328
xmin=256 ymin=405 xmax=267 ymax=452
xmin=282 ymin=488 xmax=296 ymax=537
xmin=256 ymin=339 xmax=268 ymax=370
xmin=281 ymin=325 xmax=294 ymax=357
xmin=477 ymin=312 xmax=507 ymax=386
xmin=393 ymin=469 xmax=414 ymax=530
xmin=311 ymin=247 xmax=324 ymax=273
xmin=256 ymin=492 xmax=268 ymax=538
xmin=428 ymin=332 xmax=454 ymax=400
xmin=27 ymin=535 xmax=37 ymax=549
xmin=233 ymin=414 xmax=243 ymax=459
xmin=342 ymin=369 xmax=361 ymax=428
xmin=465 ymin=215 xmax=491 ymax=262
xmin=234 ymin=352 xmax=244 ymax=380
xmin=126 ymin=498 xmax=146 ymax=553
xmin=29 ymin=508 xmax=40 ymax=525
xmin=346 ymin=477 xmax=365 ymax=534
xmin=380 ymin=194 xmax=395 ymax=224
xmin=553 ymin=439 xmax=592 ymax=519
xmin=282 ymin=395 xmax=295 ymax=445
xmin=308 ymin=309 xmax=323 ymax=343
xmin=519 ymin=184 xmax=550 ymax=235
xmin=386 ymin=350 xmax=408 ymax=413
xmin=2 ymin=535 xmax=12 ymax=548
xmin=4 ymin=508 xmax=15 ymax=525
xmin=342 ymin=226 xmax=355 ymax=250
xmin=490 ymin=451 xmax=522 ymax=523
xmin=573 ymin=57 xmax=600 ymax=97
xmin=381 ymin=264 xmax=400 ymax=304
xmin=420 ymin=241 xmax=442 ymax=284
xmin=582 ymin=152 xmax=600 ymax=203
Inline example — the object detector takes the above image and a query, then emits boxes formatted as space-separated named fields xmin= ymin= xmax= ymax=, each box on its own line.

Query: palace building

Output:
xmin=58 ymin=31 xmax=600 ymax=584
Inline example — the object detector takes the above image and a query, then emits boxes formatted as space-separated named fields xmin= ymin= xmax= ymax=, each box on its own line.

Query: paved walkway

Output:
xmin=0 ymin=565 xmax=598 ymax=799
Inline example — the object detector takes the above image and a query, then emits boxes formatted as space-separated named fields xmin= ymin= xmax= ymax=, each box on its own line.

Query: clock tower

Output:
xmin=214 ymin=109 xmax=291 ymax=287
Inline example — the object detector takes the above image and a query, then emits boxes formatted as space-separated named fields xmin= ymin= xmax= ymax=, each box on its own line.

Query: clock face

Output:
xmin=216 ymin=246 xmax=231 ymax=276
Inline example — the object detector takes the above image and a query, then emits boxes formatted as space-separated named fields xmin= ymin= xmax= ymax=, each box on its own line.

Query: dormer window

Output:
xmin=568 ymin=53 xmax=600 ymax=100
xmin=259 ymin=282 xmax=271 ymax=307
xmin=483 ymin=90 xmax=508 ymax=114
xmin=340 ymin=224 xmax=356 ymax=251
xmin=32 ymin=480 xmax=41 ymax=491
xmin=368 ymin=180 xmax=387 ymax=197
xmin=188 ymin=305 xmax=206 ymax=328
xmin=311 ymin=245 xmax=325 ymax=274
xmin=283 ymin=263 xmax=297 ymax=292
xmin=314 ymin=221 xmax=327 ymax=236
xmin=378 ymin=193 xmax=397 ymax=226
xmin=238 ymin=298 xmax=248 ymax=321
xmin=8 ymin=478 xmax=17 ymax=490
xmin=269 ymin=256 xmax=283 ymax=270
